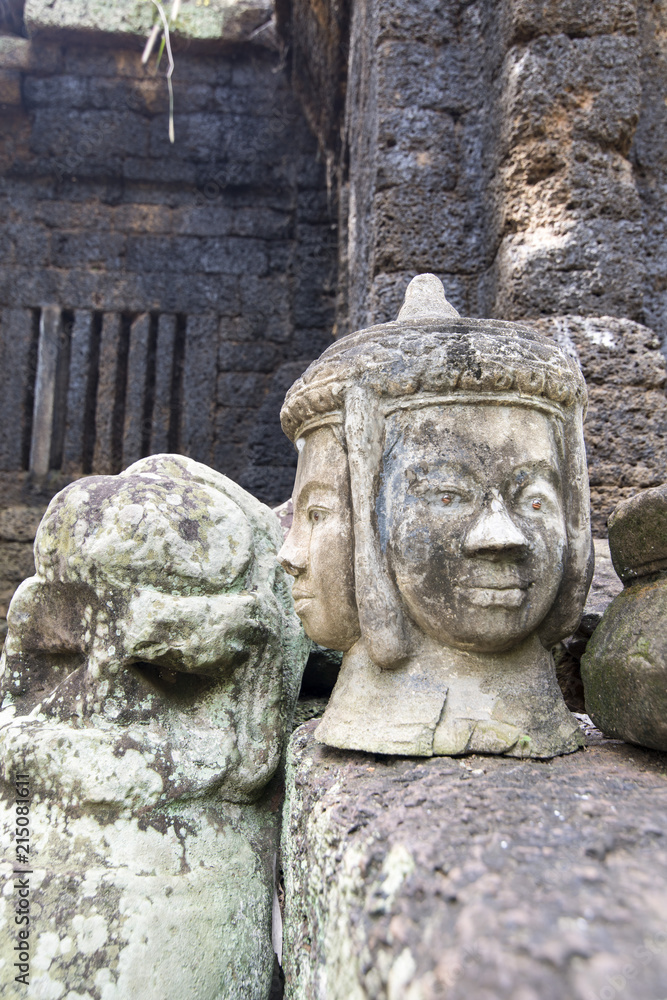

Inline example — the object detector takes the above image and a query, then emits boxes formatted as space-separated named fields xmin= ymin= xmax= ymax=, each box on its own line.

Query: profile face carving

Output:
xmin=278 ymin=426 xmax=359 ymax=652
xmin=280 ymin=274 xmax=593 ymax=759
xmin=384 ymin=404 xmax=567 ymax=653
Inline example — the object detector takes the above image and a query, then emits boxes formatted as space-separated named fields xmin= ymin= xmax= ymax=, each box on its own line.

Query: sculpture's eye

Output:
xmin=532 ymin=498 xmax=542 ymax=510
xmin=309 ymin=508 xmax=324 ymax=523
xmin=441 ymin=494 xmax=453 ymax=505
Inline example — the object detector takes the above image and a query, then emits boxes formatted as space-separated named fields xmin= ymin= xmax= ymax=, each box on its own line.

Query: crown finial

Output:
xmin=397 ymin=273 xmax=461 ymax=322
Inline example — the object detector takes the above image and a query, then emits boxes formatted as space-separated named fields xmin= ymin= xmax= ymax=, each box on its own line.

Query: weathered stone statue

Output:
xmin=0 ymin=455 xmax=308 ymax=1000
xmin=279 ymin=274 xmax=593 ymax=758
xmin=582 ymin=482 xmax=667 ymax=752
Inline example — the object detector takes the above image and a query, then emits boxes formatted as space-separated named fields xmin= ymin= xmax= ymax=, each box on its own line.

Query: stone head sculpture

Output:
xmin=279 ymin=275 xmax=593 ymax=758
xmin=0 ymin=453 xmax=307 ymax=803
xmin=0 ymin=455 xmax=308 ymax=999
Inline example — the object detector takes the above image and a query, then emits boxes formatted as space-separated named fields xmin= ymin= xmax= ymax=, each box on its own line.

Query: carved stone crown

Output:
xmin=281 ymin=275 xmax=587 ymax=442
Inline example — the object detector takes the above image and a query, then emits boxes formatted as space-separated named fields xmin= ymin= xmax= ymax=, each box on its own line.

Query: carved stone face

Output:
xmin=383 ymin=404 xmax=567 ymax=652
xmin=278 ymin=426 xmax=360 ymax=651
xmin=0 ymin=455 xmax=308 ymax=804
xmin=0 ymin=455 xmax=308 ymax=1000
xmin=280 ymin=275 xmax=592 ymax=758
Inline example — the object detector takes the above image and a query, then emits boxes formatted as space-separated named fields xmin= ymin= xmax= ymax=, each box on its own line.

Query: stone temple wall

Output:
xmin=332 ymin=0 xmax=666 ymax=332
xmin=0 ymin=13 xmax=337 ymax=620
xmin=1 ymin=0 xmax=666 ymax=622
xmin=0 ymin=36 xmax=335 ymax=497
xmin=289 ymin=0 xmax=667 ymax=536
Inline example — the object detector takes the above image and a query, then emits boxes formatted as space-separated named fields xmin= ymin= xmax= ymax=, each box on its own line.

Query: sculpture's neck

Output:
xmin=421 ymin=630 xmax=548 ymax=675
xmin=315 ymin=633 xmax=583 ymax=759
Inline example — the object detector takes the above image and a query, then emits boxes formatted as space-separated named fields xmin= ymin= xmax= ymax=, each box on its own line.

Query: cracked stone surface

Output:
xmin=282 ymin=719 xmax=667 ymax=1000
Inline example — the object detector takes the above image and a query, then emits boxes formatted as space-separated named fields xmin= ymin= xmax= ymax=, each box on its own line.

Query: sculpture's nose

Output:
xmin=278 ymin=528 xmax=307 ymax=577
xmin=462 ymin=491 xmax=529 ymax=557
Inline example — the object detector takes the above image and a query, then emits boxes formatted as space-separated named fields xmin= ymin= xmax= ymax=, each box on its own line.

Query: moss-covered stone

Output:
xmin=581 ymin=573 xmax=667 ymax=751
xmin=24 ymin=0 xmax=274 ymax=46
xmin=0 ymin=455 xmax=309 ymax=999
xmin=581 ymin=483 xmax=667 ymax=752
xmin=608 ymin=483 xmax=667 ymax=583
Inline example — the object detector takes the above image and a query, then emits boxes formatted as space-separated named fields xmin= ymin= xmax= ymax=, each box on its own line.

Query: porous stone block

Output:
xmin=608 ymin=483 xmax=667 ymax=583
xmin=634 ymin=0 xmax=667 ymax=344
xmin=0 ymin=509 xmax=47 ymax=618
xmin=501 ymin=0 xmax=638 ymax=46
xmin=582 ymin=572 xmax=667 ymax=752
xmin=0 ymin=507 xmax=44 ymax=543
xmin=0 ymin=70 xmax=21 ymax=106
xmin=490 ymin=30 xmax=644 ymax=321
xmin=375 ymin=0 xmax=458 ymax=44
xmin=0 ymin=542 xmax=35 ymax=590
xmin=282 ymin=720 xmax=667 ymax=1000
xmin=498 ymin=34 xmax=641 ymax=152
xmin=342 ymin=0 xmax=498 ymax=333
xmin=531 ymin=315 xmax=667 ymax=534
xmin=373 ymin=190 xmax=486 ymax=277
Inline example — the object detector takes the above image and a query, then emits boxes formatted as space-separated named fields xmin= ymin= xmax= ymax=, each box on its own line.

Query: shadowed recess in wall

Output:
xmin=0 ymin=305 xmax=193 ymax=477
xmin=0 ymin=0 xmax=26 ymax=37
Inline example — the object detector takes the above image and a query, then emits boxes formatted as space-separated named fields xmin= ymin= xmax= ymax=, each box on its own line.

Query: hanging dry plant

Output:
xmin=142 ymin=0 xmax=179 ymax=143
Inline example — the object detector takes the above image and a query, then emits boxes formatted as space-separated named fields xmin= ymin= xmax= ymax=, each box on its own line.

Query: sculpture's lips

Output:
xmin=460 ymin=585 xmax=529 ymax=608
xmin=292 ymin=592 xmax=315 ymax=605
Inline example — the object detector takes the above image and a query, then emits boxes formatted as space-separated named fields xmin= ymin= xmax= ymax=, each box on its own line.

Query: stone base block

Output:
xmin=0 ymin=795 xmax=279 ymax=1000
xmin=282 ymin=720 xmax=667 ymax=1000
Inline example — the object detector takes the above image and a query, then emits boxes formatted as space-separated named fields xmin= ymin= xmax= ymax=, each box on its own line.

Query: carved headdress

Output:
xmin=281 ymin=275 xmax=591 ymax=664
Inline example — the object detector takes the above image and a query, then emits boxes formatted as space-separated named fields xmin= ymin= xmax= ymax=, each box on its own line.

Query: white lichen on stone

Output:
xmin=0 ymin=455 xmax=309 ymax=999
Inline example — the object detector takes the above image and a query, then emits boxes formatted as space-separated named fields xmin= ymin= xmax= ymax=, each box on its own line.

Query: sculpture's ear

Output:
xmin=1 ymin=578 xmax=93 ymax=713
xmin=538 ymin=404 xmax=594 ymax=646
xmin=344 ymin=386 xmax=411 ymax=668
